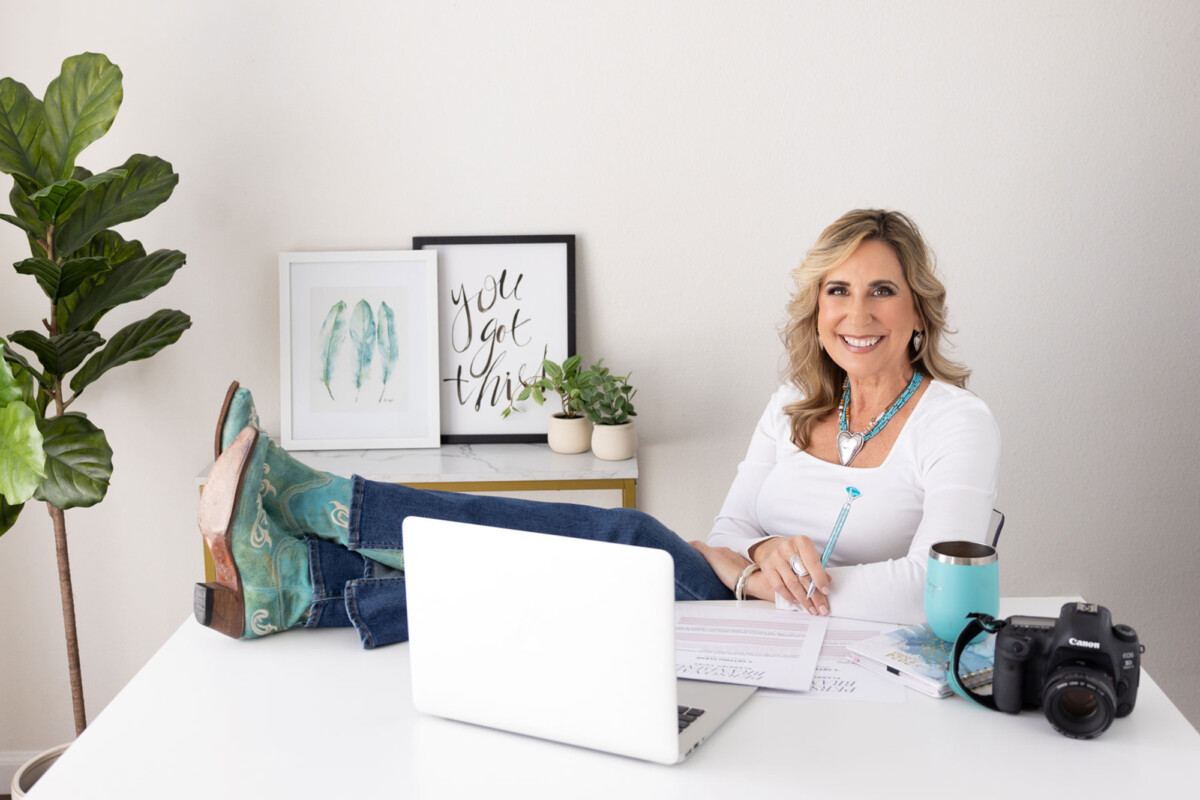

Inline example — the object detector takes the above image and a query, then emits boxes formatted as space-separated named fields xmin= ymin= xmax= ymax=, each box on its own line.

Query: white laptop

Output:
xmin=403 ymin=517 xmax=756 ymax=765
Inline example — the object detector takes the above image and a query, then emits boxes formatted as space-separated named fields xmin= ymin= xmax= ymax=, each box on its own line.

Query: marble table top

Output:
xmin=198 ymin=442 xmax=637 ymax=485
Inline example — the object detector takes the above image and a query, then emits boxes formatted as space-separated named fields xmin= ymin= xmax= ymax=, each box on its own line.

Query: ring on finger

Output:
xmin=789 ymin=554 xmax=808 ymax=577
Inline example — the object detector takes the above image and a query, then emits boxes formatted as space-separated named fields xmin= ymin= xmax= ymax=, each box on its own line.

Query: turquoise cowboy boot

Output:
xmin=215 ymin=381 xmax=353 ymax=542
xmin=196 ymin=426 xmax=316 ymax=638
xmin=213 ymin=382 xmax=404 ymax=571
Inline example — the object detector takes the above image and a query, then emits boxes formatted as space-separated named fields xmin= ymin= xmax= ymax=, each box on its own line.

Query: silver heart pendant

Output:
xmin=836 ymin=430 xmax=864 ymax=466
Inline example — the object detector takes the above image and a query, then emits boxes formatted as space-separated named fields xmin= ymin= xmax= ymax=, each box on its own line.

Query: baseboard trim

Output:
xmin=1 ymin=750 xmax=40 ymax=793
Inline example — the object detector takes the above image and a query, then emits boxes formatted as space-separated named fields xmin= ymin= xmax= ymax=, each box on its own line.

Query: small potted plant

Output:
xmin=581 ymin=360 xmax=637 ymax=461
xmin=502 ymin=354 xmax=593 ymax=454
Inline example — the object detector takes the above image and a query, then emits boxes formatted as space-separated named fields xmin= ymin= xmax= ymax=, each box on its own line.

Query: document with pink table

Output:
xmin=674 ymin=604 xmax=829 ymax=691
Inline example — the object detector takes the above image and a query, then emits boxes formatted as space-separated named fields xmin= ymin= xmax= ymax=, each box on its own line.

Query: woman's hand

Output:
xmin=747 ymin=536 xmax=831 ymax=615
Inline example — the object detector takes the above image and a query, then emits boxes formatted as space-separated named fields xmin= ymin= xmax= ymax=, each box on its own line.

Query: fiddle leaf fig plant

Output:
xmin=0 ymin=53 xmax=191 ymax=736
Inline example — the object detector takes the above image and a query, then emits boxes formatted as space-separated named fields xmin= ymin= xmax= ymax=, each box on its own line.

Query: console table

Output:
xmin=197 ymin=443 xmax=638 ymax=580
xmin=24 ymin=598 xmax=1200 ymax=799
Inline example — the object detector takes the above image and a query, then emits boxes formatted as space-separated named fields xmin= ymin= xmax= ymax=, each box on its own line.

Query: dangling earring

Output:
xmin=817 ymin=330 xmax=825 ymax=351
xmin=912 ymin=330 xmax=924 ymax=351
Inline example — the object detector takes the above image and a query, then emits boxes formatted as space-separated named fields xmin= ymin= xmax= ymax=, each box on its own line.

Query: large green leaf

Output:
xmin=73 ymin=227 xmax=144 ymax=263
xmin=0 ymin=400 xmax=46 ymax=506
xmin=0 ymin=496 xmax=22 ymax=537
xmin=33 ymin=413 xmax=111 ymax=509
xmin=14 ymin=256 xmax=111 ymax=300
xmin=0 ymin=347 xmax=44 ymax=414
xmin=29 ymin=168 xmax=127 ymax=224
xmin=41 ymin=53 xmax=123 ymax=182
xmin=0 ymin=353 xmax=22 ymax=406
xmin=56 ymin=230 xmax=145 ymax=330
xmin=0 ymin=77 xmax=47 ymax=182
xmin=52 ymin=154 xmax=178 ymax=259
xmin=63 ymin=249 xmax=185 ymax=332
xmin=6 ymin=180 xmax=46 ymax=249
xmin=70 ymin=309 xmax=191 ymax=395
xmin=9 ymin=330 xmax=104 ymax=378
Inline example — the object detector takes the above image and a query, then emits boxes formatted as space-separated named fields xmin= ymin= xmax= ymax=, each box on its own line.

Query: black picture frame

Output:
xmin=413 ymin=234 xmax=576 ymax=444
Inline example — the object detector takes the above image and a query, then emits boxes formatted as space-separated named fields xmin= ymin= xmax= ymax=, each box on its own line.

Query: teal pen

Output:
xmin=806 ymin=486 xmax=861 ymax=600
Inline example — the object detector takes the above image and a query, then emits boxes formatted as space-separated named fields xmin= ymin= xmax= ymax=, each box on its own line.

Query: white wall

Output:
xmin=2 ymin=0 xmax=1198 ymax=758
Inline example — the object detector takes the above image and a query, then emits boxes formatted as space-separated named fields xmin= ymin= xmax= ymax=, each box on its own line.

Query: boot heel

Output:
xmin=194 ymin=582 xmax=244 ymax=638
xmin=196 ymin=426 xmax=258 ymax=640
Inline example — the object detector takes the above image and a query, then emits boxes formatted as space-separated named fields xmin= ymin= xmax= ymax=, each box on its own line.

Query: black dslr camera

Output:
xmin=990 ymin=602 xmax=1142 ymax=739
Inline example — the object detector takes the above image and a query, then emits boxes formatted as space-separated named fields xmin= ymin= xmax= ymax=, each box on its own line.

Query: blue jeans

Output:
xmin=306 ymin=477 xmax=732 ymax=648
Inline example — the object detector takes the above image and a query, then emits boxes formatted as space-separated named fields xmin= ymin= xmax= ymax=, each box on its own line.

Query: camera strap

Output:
xmin=948 ymin=613 xmax=1007 ymax=711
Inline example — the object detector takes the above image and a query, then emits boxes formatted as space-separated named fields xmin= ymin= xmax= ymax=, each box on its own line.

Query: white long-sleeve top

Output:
xmin=707 ymin=380 xmax=1001 ymax=624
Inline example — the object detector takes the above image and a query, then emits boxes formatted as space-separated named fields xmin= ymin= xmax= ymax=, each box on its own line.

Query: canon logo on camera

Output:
xmin=1069 ymin=637 xmax=1101 ymax=650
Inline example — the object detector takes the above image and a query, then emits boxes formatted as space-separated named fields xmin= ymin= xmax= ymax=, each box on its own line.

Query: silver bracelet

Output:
xmin=734 ymin=563 xmax=761 ymax=601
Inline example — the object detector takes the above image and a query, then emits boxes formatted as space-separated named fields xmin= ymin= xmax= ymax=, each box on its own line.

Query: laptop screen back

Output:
xmin=404 ymin=517 xmax=681 ymax=763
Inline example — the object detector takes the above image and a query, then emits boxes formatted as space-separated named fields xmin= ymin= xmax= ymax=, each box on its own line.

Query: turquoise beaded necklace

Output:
xmin=836 ymin=371 xmax=924 ymax=466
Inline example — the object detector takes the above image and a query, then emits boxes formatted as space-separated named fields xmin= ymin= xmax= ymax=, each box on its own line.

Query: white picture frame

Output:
xmin=279 ymin=250 xmax=440 ymax=449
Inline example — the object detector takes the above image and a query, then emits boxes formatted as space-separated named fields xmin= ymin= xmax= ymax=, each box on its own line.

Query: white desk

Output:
xmin=27 ymin=598 xmax=1200 ymax=799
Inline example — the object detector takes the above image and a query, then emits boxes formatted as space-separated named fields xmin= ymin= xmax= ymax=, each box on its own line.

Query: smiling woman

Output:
xmin=783 ymin=210 xmax=971 ymax=452
xmin=812 ymin=239 xmax=929 ymax=467
xmin=694 ymin=209 xmax=1000 ymax=624
xmin=818 ymin=240 xmax=920 ymax=381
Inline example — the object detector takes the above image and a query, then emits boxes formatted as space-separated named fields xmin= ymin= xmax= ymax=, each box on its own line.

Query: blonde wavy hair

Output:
xmin=781 ymin=209 xmax=969 ymax=449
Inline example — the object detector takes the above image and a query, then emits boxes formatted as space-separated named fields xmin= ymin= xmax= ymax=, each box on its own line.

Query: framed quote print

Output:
xmin=413 ymin=235 xmax=576 ymax=443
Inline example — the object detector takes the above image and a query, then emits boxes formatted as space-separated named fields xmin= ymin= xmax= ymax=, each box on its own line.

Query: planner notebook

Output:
xmin=846 ymin=623 xmax=994 ymax=698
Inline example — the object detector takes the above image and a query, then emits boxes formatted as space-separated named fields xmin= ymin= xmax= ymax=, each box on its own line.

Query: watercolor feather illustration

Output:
xmin=348 ymin=299 xmax=377 ymax=401
xmin=318 ymin=300 xmax=348 ymax=399
xmin=376 ymin=301 xmax=399 ymax=401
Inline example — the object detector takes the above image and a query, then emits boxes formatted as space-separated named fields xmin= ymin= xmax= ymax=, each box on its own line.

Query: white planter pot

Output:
xmin=591 ymin=421 xmax=637 ymax=461
xmin=12 ymin=743 xmax=70 ymax=798
xmin=547 ymin=414 xmax=592 ymax=454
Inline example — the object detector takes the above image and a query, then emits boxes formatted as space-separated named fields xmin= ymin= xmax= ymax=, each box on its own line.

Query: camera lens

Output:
xmin=1042 ymin=668 xmax=1117 ymax=739
xmin=1060 ymin=687 xmax=1099 ymax=717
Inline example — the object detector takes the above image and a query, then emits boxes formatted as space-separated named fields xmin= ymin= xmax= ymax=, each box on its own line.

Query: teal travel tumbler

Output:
xmin=925 ymin=541 xmax=999 ymax=643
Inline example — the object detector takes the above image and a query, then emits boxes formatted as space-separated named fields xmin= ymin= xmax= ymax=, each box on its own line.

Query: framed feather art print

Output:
xmin=279 ymin=250 xmax=440 ymax=449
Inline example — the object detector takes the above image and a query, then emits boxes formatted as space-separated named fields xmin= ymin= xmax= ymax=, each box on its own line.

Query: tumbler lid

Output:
xmin=929 ymin=540 xmax=997 ymax=565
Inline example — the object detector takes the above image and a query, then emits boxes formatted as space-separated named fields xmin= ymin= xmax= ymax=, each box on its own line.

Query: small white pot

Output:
xmin=12 ymin=743 xmax=70 ymax=797
xmin=591 ymin=421 xmax=638 ymax=461
xmin=547 ymin=414 xmax=592 ymax=454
